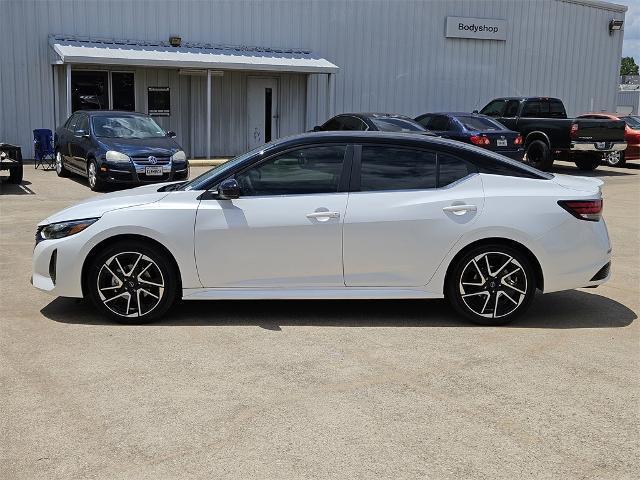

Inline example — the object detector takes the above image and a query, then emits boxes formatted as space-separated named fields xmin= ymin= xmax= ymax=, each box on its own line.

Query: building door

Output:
xmin=247 ymin=77 xmax=278 ymax=149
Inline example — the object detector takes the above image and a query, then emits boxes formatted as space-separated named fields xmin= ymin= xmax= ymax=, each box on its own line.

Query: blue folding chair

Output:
xmin=33 ymin=129 xmax=55 ymax=170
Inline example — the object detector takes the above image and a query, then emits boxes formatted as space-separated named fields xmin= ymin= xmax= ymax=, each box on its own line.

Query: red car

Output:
xmin=577 ymin=112 xmax=640 ymax=167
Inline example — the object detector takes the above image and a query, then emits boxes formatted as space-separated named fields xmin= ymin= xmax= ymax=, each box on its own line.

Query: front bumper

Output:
xmin=571 ymin=141 xmax=627 ymax=152
xmin=99 ymin=162 xmax=189 ymax=184
xmin=32 ymin=234 xmax=87 ymax=297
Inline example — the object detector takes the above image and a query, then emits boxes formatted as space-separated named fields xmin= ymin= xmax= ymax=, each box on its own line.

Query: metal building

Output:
xmin=0 ymin=0 xmax=627 ymax=158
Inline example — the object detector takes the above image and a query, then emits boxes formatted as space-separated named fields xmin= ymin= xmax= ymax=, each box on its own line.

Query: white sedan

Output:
xmin=32 ymin=132 xmax=611 ymax=325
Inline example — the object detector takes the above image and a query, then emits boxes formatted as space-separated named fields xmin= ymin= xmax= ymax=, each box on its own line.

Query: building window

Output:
xmin=148 ymin=87 xmax=170 ymax=116
xmin=71 ymin=71 xmax=108 ymax=112
xmin=112 ymin=72 xmax=135 ymax=111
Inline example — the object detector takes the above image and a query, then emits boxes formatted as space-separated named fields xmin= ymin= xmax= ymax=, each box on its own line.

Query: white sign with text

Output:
xmin=446 ymin=17 xmax=507 ymax=41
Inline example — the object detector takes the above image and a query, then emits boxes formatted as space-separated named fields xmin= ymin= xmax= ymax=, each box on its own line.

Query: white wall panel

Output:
xmin=0 ymin=0 xmax=626 ymax=157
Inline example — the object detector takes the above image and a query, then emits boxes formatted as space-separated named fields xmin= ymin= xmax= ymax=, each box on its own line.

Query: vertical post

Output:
xmin=327 ymin=73 xmax=335 ymax=119
xmin=305 ymin=73 xmax=313 ymax=131
xmin=206 ymin=69 xmax=212 ymax=160
xmin=65 ymin=63 xmax=72 ymax=118
xmin=52 ymin=65 xmax=59 ymax=128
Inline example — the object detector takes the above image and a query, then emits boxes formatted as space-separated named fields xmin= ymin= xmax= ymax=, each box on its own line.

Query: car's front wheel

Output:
xmin=87 ymin=159 xmax=106 ymax=191
xmin=86 ymin=241 xmax=179 ymax=324
xmin=446 ymin=244 xmax=537 ymax=325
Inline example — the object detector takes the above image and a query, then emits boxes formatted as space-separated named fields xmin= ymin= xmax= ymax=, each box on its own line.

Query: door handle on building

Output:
xmin=443 ymin=204 xmax=477 ymax=215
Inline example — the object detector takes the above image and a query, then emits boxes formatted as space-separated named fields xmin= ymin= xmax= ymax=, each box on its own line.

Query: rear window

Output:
xmin=457 ymin=116 xmax=504 ymax=131
xmin=370 ymin=118 xmax=425 ymax=132
xmin=622 ymin=116 xmax=640 ymax=128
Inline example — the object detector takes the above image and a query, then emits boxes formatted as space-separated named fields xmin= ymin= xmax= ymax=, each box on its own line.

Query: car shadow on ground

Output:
xmin=41 ymin=289 xmax=636 ymax=329
xmin=0 ymin=179 xmax=35 ymax=195
xmin=553 ymin=162 xmax=639 ymax=177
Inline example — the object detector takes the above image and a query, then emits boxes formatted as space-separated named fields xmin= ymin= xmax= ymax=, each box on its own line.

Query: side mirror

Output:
xmin=217 ymin=178 xmax=240 ymax=199
xmin=313 ymin=125 xmax=322 ymax=132
xmin=167 ymin=130 xmax=177 ymax=138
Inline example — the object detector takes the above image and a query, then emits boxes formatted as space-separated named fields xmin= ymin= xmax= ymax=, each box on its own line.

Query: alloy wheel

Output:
xmin=56 ymin=152 xmax=62 ymax=174
xmin=458 ymin=252 xmax=528 ymax=319
xmin=603 ymin=151 xmax=622 ymax=166
xmin=96 ymin=251 xmax=165 ymax=318
xmin=88 ymin=162 xmax=97 ymax=189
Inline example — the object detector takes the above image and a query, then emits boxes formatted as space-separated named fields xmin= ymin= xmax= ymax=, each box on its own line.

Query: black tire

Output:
xmin=445 ymin=244 xmax=537 ymax=326
xmin=575 ymin=156 xmax=600 ymax=171
xmin=86 ymin=241 xmax=179 ymax=324
xmin=55 ymin=151 xmax=70 ymax=177
xmin=6 ymin=164 xmax=23 ymax=184
xmin=87 ymin=158 xmax=106 ymax=191
xmin=602 ymin=150 xmax=626 ymax=167
xmin=525 ymin=140 xmax=553 ymax=171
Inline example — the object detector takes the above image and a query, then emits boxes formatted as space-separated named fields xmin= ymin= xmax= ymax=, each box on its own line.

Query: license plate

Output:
xmin=497 ymin=139 xmax=507 ymax=147
xmin=145 ymin=166 xmax=163 ymax=176
xmin=595 ymin=142 xmax=607 ymax=150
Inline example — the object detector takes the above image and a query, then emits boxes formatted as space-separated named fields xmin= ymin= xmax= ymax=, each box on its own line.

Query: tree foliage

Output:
xmin=621 ymin=57 xmax=639 ymax=76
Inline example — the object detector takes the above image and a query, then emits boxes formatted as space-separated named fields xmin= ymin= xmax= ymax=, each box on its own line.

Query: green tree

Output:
xmin=620 ymin=57 xmax=639 ymax=75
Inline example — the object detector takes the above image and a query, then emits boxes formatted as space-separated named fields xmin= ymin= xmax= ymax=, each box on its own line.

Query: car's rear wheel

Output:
xmin=446 ymin=244 xmax=537 ymax=325
xmin=603 ymin=150 xmax=626 ymax=167
xmin=575 ymin=155 xmax=600 ymax=171
xmin=55 ymin=151 xmax=69 ymax=177
xmin=525 ymin=140 xmax=553 ymax=171
xmin=86 ymin=241 xmax=178 ymax=324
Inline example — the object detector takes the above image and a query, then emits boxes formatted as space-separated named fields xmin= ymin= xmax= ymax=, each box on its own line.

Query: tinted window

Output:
xmin=322 ymin=117 xmax=343 ymax=131
xmin=438 ymin=154 xmax=475 ymax=187
xmin=75 ymin=114 xmax=89 ymax=133
xmin=480 ymin=100 xmax=506 ymax=117
xmin=457 ymin=116 xmax=504 ymax=131
xmin=415 ymin=115 xmax=432 ymax=129
xmin=359 ymin=146 xmax=436 ymax=191
xmin=235 ymin=145 xmax=346 ymax=196
xmin=522 ymin=101 xmax=542 ymax=117
xmin=65 ymin=113 xmax=80 ymax=130
xmin=504 ymin=100 xmax=520 ymax=117
xmin=550 ymin=100 xmax=566 ymax=118
xmin=622 ymin=116 xmax=640 ymax=128
xmin=341 ymin=116 xmax=368 ymax=131
xmin=428 ymin=115 xmax=451 ymax=131
xmin=370 ymin=117 xmax=425 ymax=132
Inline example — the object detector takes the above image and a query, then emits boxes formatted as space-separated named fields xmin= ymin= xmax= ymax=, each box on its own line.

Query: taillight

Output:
xmin=570 ymin=123 xmax=579 ymax=139
xmin=558 ymin=199 xmax=603 ymax=221
xmin=514 ymin=135 xmax=523 ymax=145
xmin=470 ymin=135 xmax=490 ymax=146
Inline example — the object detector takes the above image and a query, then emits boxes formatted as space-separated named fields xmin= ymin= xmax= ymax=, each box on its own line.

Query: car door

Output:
xmin=194 ymin=144 xmax=352 ymax=288
xmin=69 ymin=113 xmax=91 ymax=172
xmin=59 ymin=114 xmax=78 ymax=169
xmin=343 ymin=145 xmax=484 ymax=287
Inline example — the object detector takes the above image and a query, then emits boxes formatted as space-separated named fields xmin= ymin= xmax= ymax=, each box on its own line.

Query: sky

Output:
xmin=622 ymin=0 xmax=640 ymax=61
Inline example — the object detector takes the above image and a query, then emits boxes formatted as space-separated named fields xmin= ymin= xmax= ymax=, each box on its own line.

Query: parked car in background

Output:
xmin=576 ymin=112 xmax=640 ymax=167
xmin=0 ymin=143 xmax=23 ymax=184
xmin=479 ymin=97 xmax=626 ymax=171
xmin=33 ymin=132 xmax=610 ymax=326
xmin=313 ymin=113 xmax=432 ymax=134
xmin=54 ymin=111 xmax=189 ymax=191
xmin=415 ymin=112 xmax=524 ymax=160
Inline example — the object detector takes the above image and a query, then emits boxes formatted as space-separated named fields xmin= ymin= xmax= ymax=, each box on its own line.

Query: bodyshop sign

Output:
xmin=445 ymin=16 xmax=507 ymax=41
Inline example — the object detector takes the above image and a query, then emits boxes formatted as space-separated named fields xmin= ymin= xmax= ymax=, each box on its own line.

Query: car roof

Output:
xmin=74 ymin=110 xmax=151 ymax=117
xmin=488 ymin=97 xmax=563 ymax=102
xmin=417 ymin=112 xmax=497 ymax=118
xmin=339 ymin=112 xmax=416 ymax=120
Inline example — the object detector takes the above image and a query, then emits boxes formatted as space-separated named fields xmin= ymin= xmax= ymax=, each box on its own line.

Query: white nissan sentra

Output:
xmin=32 ymin=132 xmax=611 ymax=325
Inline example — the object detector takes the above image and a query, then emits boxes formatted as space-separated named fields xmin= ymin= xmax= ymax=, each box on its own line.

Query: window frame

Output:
xmin=220 ymin=143 xmax=354 ymax=197
xmin=350 ymin=143 xmax=477 ymax=193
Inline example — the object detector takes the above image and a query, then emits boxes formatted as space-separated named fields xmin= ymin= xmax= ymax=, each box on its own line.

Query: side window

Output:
xmin=342 ymin=116 xmax=367 ymax=131
xmin=550 ymin=100 xmax=566 ymax=118
xmin=235 ymin=145 xmax=346 ymax=196
xmin=65 ymin=113 xmax=79 ymax=130
xmin=75 ymin=115 xmax=89 ymax=133
xmin=438 ymin=154 xmax=475 ymax=187
xmin=480 ymin=100 xmax=506 ymax=117
xmin=322 ymin=117 xmax=343 ymax=131
xmin=427 ymin=115 xmax=451 ymax=131
xmin=504 ymin=100 xmax=520 ymax=117
xmin=415 ymin=115 xmax=432 ymax=129
xmin=522 ymin=101 xmax=542 ymax=117
xmin=359 ymin=146 xmax=436 ymax=191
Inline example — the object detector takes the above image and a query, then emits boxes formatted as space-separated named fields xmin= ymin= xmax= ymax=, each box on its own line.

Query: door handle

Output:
xmin=443 ymin=204 xmax=477 ymax=215
xmin=306 ymin=211 xmax=340 ymax=219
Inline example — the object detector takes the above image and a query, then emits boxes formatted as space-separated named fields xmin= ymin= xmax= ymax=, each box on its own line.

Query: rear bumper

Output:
xmin=571 ymin=141 xmax=626 ymax=152
xmin=493 ymin=148 xmax=525 ymax=161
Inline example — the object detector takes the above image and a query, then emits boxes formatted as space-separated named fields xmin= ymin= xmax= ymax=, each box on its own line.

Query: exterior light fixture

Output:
xmin=169 ymin=36 xmax=182 ymax=47
xmin=609 ymin=19 xmax=624 ymax=34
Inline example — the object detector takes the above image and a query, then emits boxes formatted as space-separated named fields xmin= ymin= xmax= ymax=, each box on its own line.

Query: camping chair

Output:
xmin=33 ymin=129 xmax=55 ymax=170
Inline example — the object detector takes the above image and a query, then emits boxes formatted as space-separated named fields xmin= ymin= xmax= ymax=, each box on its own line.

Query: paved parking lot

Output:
xmin=1 ymin=163 xmax=638 ymax=479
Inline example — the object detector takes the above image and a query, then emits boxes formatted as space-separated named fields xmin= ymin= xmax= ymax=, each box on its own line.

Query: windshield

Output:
xmin=179 ymin=144 xmax=269 ymax=191
xmin=92 ymin=115 xmax=167 ymax=138
xmin=371 ymin=117 xmax=426 ymax=132
xmin=622 ymin=116 xmax=640 ymax=129
xmin=458 ymin=116 xmax=505 ymax=131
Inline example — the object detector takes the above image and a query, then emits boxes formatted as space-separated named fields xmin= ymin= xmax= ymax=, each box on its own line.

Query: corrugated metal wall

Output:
xmin=0 ymin=0 xmax=626 ymax=157
xmin=616 ymin=90 xmax=640 ymax=114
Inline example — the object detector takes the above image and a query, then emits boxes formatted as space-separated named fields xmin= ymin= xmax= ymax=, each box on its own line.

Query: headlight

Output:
xmin=36 ymin=218 xmax=99 ymax=244
xmin=171 ymin=150 xmax=187 ymax=162
xmin=105 ymin=150 xmax=131 ymax=164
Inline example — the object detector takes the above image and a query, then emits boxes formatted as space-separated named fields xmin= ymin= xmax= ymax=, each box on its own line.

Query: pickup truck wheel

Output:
xmin=6 ymin=163 xmax=23 ymax=184
xmin=603 ymin=151 xmax=625 ymax=167
xmin=525 ymin=140 xmax=553 ymax=171
xmin=575 ymin=156 xmax=600 ymax=171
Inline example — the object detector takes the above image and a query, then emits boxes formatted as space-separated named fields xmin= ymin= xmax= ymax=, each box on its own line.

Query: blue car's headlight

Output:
xmin=171 ymin=150 xmax=187 ymax=163
xmin=105 ymin=150 xmax=131 ymax=164
xmin=36 ymin=218 xmax=99 ymax=244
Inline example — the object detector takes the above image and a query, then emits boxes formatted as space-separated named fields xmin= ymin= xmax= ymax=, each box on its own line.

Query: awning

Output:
xmin=49 ymin=35 xmax=339 ymax=74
